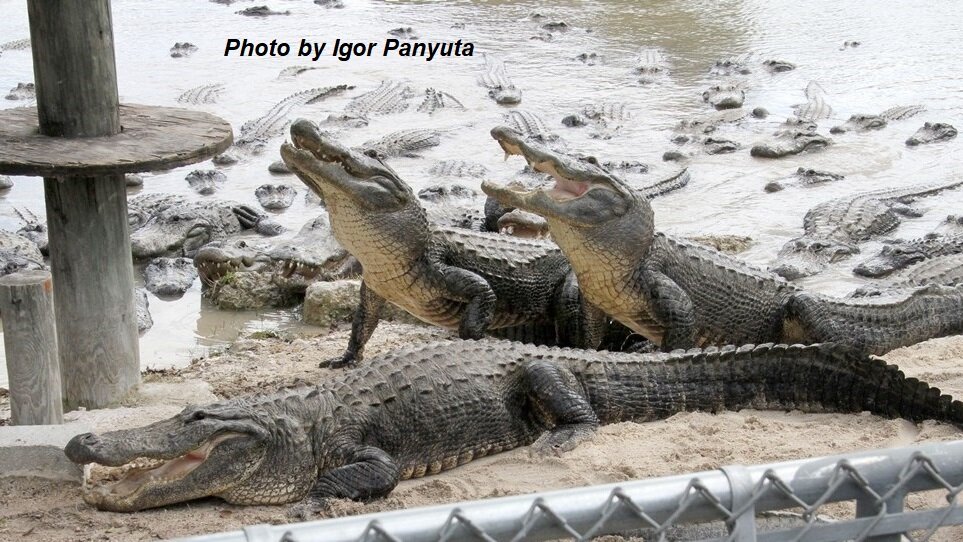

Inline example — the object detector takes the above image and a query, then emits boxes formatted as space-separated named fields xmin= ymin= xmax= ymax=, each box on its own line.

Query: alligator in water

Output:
xmin=14 ymin=208 xmax=48 ymax=256
xmin=143 ymin=257 xmax=198 ymax=298
xmin=478 ymin=54 xmax=522 ymax=104
xmin=170 ymin=42 xmax=198 ymax=58
xmin=708 ymin=53 xmax=752 ymax=76
xmin=255 ymin=184 xmax=297 ymax=210
xmin=482 ymin=126 xmax=963 ymax=356
xmin=5 ymin=82 xmax=35 ymax=101
xmin=280 ymin=119 xmax=609 ymax=366
xmin=563 ymin=102 xmax=633 ymax=139
xmin=64 ymin=338 xmax=963 ymax=512
xmin=416 ymin=88 xmax=465 ymax=115
xmin=503 ymin=110 xmax=560 ymax=144
xmin=635 ymin=48 xmax=669 ymax=83
xmin=236 ymin=5 xmax=290 ymax=16
xmin=328 ymin=80 xmax=414 ymax=125
xmin=792 ymin=81 xmax=833 ymax=122
xmin=751 ymin=119 xmax=832 ymax=158
xmin=277 ymin=65 xmax=322 ymax=79
xmin=235 ymin=85 xmax=351 ymax=153
xmin=0 ymin=38 xmax=30 ymax=51
xmin=906 ymin=122 xmax=958 ymax=146
xmin=360 ymin=129 xmax=441 ymax=158
xmin=829 ymin=105 xmax=925 ymax=134
xmin=427 ymin=160 xmax=488 ymax=178
xmin=853 ymin=232 xmax=963 ymax=278
xmin=764 ymin=167 xmax=845 ymax=193
xmin=0 ymin=176 xmax=12 ymax=190
xmin=176 ymin=83 xmax=225 ymax=105
xmin=128 ymin=194 xmax=283 ymax=260
xmin=763 ymin=59 xmax=795 ymax=73
xmin=702 ymin=83 xmax=744 ymax=110
xmin=771 ymin=182 xmax=963 ymax=280
xmin=850 ymin=254 xmax=963 ymax=297
xmin=185 ymin=169 xmax=226 ymax=195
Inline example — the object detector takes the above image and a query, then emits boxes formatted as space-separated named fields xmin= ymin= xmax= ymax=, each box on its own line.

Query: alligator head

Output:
xmin=830 ymin=114 xmax=888 ymax=134
xmin=185 ymin=170 xmax=226 ymax=196
xmin=906 ymin=122 xmax=958 ymax=146
xmin=193 ymin=240 xmax=274 ymax=286
xmin=280 ymin=119 xmax=429 ymax=265
xmin=750 ymin=119 xmax=832 ymax=158
xmin=65 ymin=394 xmax=320 ymax=512
xmin=702 ymin=84 xmax=745 ymax=110
xmin=255 ymin=184 xmax=298 ymax=210
xmin=771 ymin=236 xmax=859 ymax=280
xmin=481 ymin=126 xmax=654 ymax=263
xmin=130 ymin=205 xmax=232 ymax=260
xmin=0 ymin=230 xmax=46 ymax=276
xmin=853 ymin=239 xmax=932 ymax=278
xmin=144 ymin=257 xmax=198 ymax=298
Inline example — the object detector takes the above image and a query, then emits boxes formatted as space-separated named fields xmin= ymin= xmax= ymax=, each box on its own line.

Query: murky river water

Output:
xmin=1 ymin=0 xmax=961 ymax=387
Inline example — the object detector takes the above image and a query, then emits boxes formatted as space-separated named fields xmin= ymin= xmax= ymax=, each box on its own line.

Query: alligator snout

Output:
xmin=64 ymin=432 xmax=101 ymax=463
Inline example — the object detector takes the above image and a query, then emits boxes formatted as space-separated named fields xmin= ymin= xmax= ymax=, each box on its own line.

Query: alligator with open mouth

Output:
xmin=64 ymin=338 xmax=963 ymax=512
xmin=482 ymin=127 xmax=963 ymax=356
xmin=128 ymin=194 xmax=283 ymax=260
xmin=280 ymin=119 xmax=610 ymax=367
xmin=771 ymin=182 xmax=963 ymax=280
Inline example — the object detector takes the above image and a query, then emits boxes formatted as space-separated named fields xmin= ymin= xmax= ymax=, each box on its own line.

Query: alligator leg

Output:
xmin=640 ymin=269 xmax=697 ymax=350
xmin=437 ymin=264 xmax=496 ymax=339
xmin=309 ymin=445 xmax=400 ymax=500
xmin=554 ymin=271 xmax=607 ymax=348
xmin=325 ymin=281 xmax=385 ymax=368
xmin=524 ymin=361 xmax=600 ymax=455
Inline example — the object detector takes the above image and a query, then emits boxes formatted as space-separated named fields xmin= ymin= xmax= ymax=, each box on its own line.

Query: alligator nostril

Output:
xmin=79 ymin=433 xmax=100 ymax=446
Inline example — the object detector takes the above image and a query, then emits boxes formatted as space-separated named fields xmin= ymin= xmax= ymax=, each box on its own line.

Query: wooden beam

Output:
xmin=26 ymin=0 xmax=139 ymax=408
xmin=0 ymin=271 xmax=63 ymax=425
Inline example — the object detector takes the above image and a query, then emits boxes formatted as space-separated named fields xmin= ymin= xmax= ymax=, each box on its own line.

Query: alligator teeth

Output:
xmin=504 ymin=151 xmax=511 ymax=161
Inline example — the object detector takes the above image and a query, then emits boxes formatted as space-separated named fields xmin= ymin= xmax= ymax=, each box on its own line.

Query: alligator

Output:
xmin=418 ymin=184 xmax=477 ymax=202
xmin=176 ymin=83 xmax=225 ymax=105
xmin=329 ymin=80 xmax=414 ymax=125
xmin=64 ymin=338 xmax=963 ymax=512
xmin=850 ymin=254 xmax=963 ymax=297
xmin=829 ymin=105 xmax=925 ymax=134
xmin=0 ymin=176 xmax=12 ymax=190
xmin=750 ymin=119 xmax=832 ymax=158
xmin=235 ymin=85 xmax=352 ymax=153
xmin=702 ymin=83 xmax=744 ymax=110
xmin=236 ymin=6 xmax=290 ymax=16
xmin=143 ymin=257 xmax=198 ymax=298
xmin=853 ymin=232 xmax=963 ymax=278
xmin=427 ymin=160 xmax=488 ymax=178
xmin=360 ymin=129 xmax=441 ymax=158
xmin=762 ymin=59 xmax=795 ymax=73
xmin=134 ymin=288 xmax=153 ymax=333
xmin=255 ymin=184 xmax=297 ymax=210
xmin=0 ymin=38 xmax=30 ymax=50
xmin=708 ymin=53 xmax=752 ymax=76
xmin=906 ymin=122 xmax=958 ymax=146
xmin=481 ymin=126 xmax=963 ymax=355
xmin=764 ymin=167 xmax=845 ymax=193
xmin=313 ymin=0 xmax=344 ymax=8
xmin=277 ymin=65 xmax=322 ymax=79
xmin=792 ymin=81 xmax=833 ymax=122
xmin=771 ymin=182 xmax=963 ymax=280
xmin=194 ymin=214 xmax=361 ymax=308
xmin=128 ymin=194 xmax=283 ymax=260
xmin=268 ymin=161 xmax=292 ymax=175
xmin=635 ymin=48 xmax=669 ymax=83
xmin=478 ymin=54 xmax=522 ymax=105
xmin=280 ymin=119 xmax=608 ymax=366
xmin=703 ymin=137 xmax=741 ymax=155
xmin=416 ymin=88 xmax=465 ymax=115
xmin=169 ymin=42 xmax=198 ymax=58
xmin=504 ymin=110 xmax=560 ymax=144
xmin=14 ymin=208 xmax=48 ymax=255
xmin=841 ymin=40 xmax=861 ymax=49
xmin=575 ymin=52 xmax=600 ymax=65
xmin=125 ymin=173 xmax=145 ymax=187
xmin=5 ymin=82 xmax=35 ymax=101
xmin=185 ymin=169 xmax=226 ymax=195
xmin=387 ymin=26 xmax=418 ymax=39
xmin=564 ymin=102 xmax=633 ymax=139
xmin=0 ymin=230 xmax=45 ymax=276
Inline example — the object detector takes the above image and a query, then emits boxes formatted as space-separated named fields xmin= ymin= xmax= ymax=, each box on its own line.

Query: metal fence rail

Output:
xmin=176 ymin=439 xmax=963 ymax=542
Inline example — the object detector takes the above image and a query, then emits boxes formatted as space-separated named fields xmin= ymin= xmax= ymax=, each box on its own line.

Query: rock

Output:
xmin=134 ymin=288 xmax=153 ymax=333
xmin=208 ymin=272 xmax=301 ymax=310
xmin=212 ymin=151 xmax=240 ymax=166
xmin=268 ymin=160 xmax=292 ymax=174
xmin=0 ymin=176 xmax=12 ymax=190
xmin=124 ymin=173 xmax=144 ymax=187
xmin=302 ymin=280 xmax=421 ymax=327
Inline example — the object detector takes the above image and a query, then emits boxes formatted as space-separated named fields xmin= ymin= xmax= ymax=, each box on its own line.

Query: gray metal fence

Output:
xmin=175 ymin=439 xmax=963 ymax=542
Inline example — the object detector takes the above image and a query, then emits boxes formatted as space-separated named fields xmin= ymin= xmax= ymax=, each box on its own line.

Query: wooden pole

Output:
xmin=0 ymin=271 xmax=63 ymax=425
xmin=26 ymin=0 xmax=140 ymax=409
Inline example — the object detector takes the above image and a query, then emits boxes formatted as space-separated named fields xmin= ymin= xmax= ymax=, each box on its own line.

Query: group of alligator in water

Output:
xmin=2 ymin=32 xmax=963 ymax=519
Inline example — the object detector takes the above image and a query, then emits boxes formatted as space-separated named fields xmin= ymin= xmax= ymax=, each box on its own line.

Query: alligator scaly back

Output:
xmin=176 ymin=83 xmax=225 ymax=105
xmin=235 ymin=85 xmax=352 ymax=152
xmin=416 ymin=88 xmax=465 ymax=115
xmin=342 ymin=80 xmax=415 ymax=120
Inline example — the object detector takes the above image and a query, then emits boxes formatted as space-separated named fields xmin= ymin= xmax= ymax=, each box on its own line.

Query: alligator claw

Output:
xmin=287 ymin=497 xmax=332 ymax=521
xmin=530 ymin=423 xmax=597 ymax=456
xmin=320 ymin=353 xmax=356 ymax=369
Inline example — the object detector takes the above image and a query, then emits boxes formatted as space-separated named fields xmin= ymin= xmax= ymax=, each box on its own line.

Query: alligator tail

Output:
xmin=787 ymin=286 xmax=963 ymax=355
xmin=593 ymin=342 xmax=963 ymax=428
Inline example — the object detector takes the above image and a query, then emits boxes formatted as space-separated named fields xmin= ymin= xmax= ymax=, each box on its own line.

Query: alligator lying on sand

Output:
xmin=853 ymin=232 xmax=963 ymax=278
xmin=829 ymin=105 xmax=925 ymax=134
xmin=906 ymin=122 xmax=958 ymax=146
xmin=0 ymin=230 xmax=45 ymax=276
xmin=128 ymin=194 xmax=282 ymax=260
xmin=482 ymin=127 xmax=963 ymax=356
xmin=281 ymin=120 xmax=609 ymax=366
xmin=64 ymin=338 xmax=963 ymax=512
xmin=771 ymin=182 xmax=963 ymax=280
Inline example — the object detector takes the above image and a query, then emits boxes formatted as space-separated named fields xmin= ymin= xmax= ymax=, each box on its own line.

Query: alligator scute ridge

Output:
xmin=176 ymin=83 xmax=226 ymax=105
xmin=235 ymin=85 xmax=353 ymax=152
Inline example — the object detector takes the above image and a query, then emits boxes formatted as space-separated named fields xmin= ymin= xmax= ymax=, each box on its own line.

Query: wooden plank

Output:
xmin=0 ymin=104 xmax=234 ymax=177
xmin=0 ymin=270 xmax=64 ymax=425
xmin=45 ymin=175 xmax=141 ymax=410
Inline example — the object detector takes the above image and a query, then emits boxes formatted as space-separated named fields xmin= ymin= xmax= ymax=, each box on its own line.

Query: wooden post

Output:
xmin=26 ymin=0 xmax=139 ymax=409
xmin=0 ymin=271 xmax=63 ymax=425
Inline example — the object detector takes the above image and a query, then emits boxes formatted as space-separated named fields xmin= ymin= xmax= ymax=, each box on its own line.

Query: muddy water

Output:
xmin=1 ymin=0 xmax=961 ymax=387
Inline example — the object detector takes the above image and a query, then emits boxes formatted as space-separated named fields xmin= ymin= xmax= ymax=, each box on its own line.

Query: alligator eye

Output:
xmin=811 ymin=243 xmax=825 ymax=252
xmin=585 ymin=156 xmax=599 ymax=165
xmin=364 ymin=149 xmax=379 ymax=158
xmin=238 ymin=241 xmax=248 ymax=248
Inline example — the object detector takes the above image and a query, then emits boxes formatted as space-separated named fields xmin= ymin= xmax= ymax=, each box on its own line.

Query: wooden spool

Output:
xmin=0 ymin=271 xmax=63 ymax=425
xmin=0 ymin=1 xmax=233 ymax=410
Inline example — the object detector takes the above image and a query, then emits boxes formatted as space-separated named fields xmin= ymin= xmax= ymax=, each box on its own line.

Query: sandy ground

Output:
xmin=2 ymin=325 xmax=963 ymax=541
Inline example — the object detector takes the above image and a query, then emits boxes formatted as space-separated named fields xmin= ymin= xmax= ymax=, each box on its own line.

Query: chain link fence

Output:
xmin=175 ymin=439 xmax=963 ymax=542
